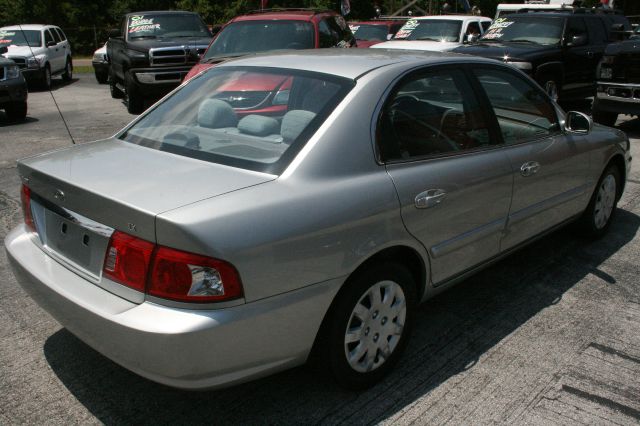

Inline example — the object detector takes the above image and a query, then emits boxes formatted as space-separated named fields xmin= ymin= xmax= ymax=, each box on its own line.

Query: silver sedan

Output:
xmin=5 ymin=49 xmax=632 ymax=390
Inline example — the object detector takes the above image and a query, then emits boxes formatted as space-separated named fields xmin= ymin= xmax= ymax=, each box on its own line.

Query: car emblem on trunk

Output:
xmin=53 ymin=189 xmax=65 ymax=202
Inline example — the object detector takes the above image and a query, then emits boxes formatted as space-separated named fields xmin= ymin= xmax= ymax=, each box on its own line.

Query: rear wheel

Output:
xmin=579 ymin=165 xmax=621 ymax=238
xmin=317 ymin=263 xmax=416 ymax=389
xmin=5 ymin=102 xmax=27 ymax=122
xmin=40 ymin=64 xmax=51 ymax=90
xmin=62 ymin=58 xmax=72 ymax=81
xmin=124 ymin=71 xmax=144 ymax=114
xmin=109 ymin=67 xmax=124 ymax=99
xmin=592 ymin=108 xmax=618 ymax=127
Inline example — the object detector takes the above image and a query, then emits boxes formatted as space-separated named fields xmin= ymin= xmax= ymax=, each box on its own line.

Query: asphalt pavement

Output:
xmin=1 ymin=74 xmax=639 ymax=425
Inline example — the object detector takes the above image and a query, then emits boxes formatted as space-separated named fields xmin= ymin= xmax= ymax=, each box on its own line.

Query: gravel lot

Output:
xmin=1 ymin=74 xmax=639 ymax=425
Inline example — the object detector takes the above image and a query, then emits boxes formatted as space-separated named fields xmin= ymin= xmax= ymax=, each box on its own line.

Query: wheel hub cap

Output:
xmin=594 ymin=174 xmax=616 ymax=229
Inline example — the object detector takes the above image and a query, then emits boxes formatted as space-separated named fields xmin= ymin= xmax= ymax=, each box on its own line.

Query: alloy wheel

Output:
xmin=594 ymin=174 xmax=616 ymax=229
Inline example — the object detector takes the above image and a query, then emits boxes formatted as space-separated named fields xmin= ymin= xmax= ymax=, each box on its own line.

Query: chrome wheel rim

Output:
xmin=594 ymin=174 xmax=616 ymax=229
xmin=344 ymin=280 xmax=406 ymax=373
xmin=545 ymin=81 xmax=558 ymax=102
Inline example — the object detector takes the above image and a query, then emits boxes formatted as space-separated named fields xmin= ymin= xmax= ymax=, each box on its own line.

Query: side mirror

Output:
xmin=0 ymin=46 xmax=7 ymax=55
xmin=566 ymin=34 xmax=587 ymax=47
xmin=46 ymin=41 xmax=56 ymax=47
xmin=565 ymin=111 xmax=593 ymax=133
xmin=464 ymin=33 xmax=479 ymax=44
xmin=108 ymin=28 xmax=122 ymax=39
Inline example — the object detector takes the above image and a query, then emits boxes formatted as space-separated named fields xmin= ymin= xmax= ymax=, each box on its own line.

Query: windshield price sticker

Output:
xmin=394 ymin=19 xmax=419 ymax=39
xmin=349 ymin=25 xmax=360 ymax=34
xmin=482 ymin=18 xmax=513 ymax=40
xmin=129 ymin=15 xmax=160 ymax=33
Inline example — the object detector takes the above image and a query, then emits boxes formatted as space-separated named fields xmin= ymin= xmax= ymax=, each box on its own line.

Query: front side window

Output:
xmin=394 ymin=19 xmax=462 ymax=42
xmin=120 ymin=67 xmax=353 ymax=174
xmin=204 ymin=21 xmax=314 ymax=59
xmin=480 ymin=16 xmax=564 ymax=45
xmin=0 ymin=29 xmax=42 ymax=47
xmin=474 ymin=68 xmax=559 ymax=145
xmin=565 ymin=17 xmax=588 ymax=44
xmin=378 ymin=68 xmax=493 ymax=162
xmin=126 ymin=13 xmax=210 ymax=40
xmin=318 ymin=19 xmax=338 ymax=47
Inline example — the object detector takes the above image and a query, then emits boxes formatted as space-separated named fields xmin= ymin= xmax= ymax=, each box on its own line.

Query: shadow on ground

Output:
xmin=0 ymin=115 xmax=38 ymax=127
xmin=43 ymin=209 xmax=640 ymax=425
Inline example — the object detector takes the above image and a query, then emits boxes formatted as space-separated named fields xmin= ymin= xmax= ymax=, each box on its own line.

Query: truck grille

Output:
xmin=149 ymin=45 xmax=209 ymax=67
xmin=10 ymin=57 xmax=27 ymax=69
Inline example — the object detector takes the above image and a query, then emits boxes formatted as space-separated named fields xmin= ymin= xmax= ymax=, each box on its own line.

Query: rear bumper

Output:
xmin=5 ymin=225 xmax=342 ymax=390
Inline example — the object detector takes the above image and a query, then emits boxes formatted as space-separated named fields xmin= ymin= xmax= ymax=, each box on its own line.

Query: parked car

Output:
xmin=453 ymin=11 xmax=632 ymax=102
xmin=592 ymin=26 xmax=640 ymax=126
xmin=348 ymin=18 xmax=407 ymax=48
xmin=494 ymin=0 xmax=575 ymax=19
xmin=92 ymin=43 xmax=108 ymax=84
xmin=0 ymin=46 xmax=28 ymax=121
xmin=6 ymin=49 xmax=631 ymax=391
xmin=107 ymin=11 xmax=213 ymax=114
xmin=0 ymin=24 xmax=73 ymax=89
xmin=184 ymin=9 xmax=356 ymax=81
xmin=372 ymin=15 xmax=492 ymax=52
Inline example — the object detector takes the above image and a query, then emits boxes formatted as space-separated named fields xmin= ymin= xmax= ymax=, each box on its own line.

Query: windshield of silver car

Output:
xmin=120 ymin=66 xmax=354 ymax=174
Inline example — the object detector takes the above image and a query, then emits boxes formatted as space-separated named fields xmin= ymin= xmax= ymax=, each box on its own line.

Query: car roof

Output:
xmin=0 ymin=24 xmax=58 ymax=31
xmin=218 ymin=48 xmax=497 ymax=80
xmin=232 ymin=10 xmax=335 ymax=22
xmin=409 ymin=15 xmax=491 ymax=22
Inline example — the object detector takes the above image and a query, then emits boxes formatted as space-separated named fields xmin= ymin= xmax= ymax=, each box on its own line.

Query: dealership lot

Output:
xmin=1 ymin=74 xmax=640 ymax=424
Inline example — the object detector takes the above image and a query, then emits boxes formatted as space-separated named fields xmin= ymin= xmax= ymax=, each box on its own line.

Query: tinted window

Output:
xmin=50 ymin=27 xmax=62 ymax=43
xmin=588 ymin=18 xmax=608 ymax=44
xmin=481 ymin=16 xmax=564 ymax=45
xmin=327 ymin=16 xmax=353 ymax=47
xmin=474 ymin=68 xmax=559 ymax=145
xmin=378 ymin=69 xmax=493 ymax=161
xmin=54 ymin=28 xmax=67 ymax=41
xmin=394 ymin=19 xmax=462 ymax=42
xmin=121 ymin=67 xmax=353 ymax=174
xmin=565 ymin=17 xmax=588 ymax=43
xmin=349 ymin=24 xmax=388 ymax=41
xmin=318 ymin=19 xmax=337 ymax=47
xmin=0 ymin=29 xmax=41 ymax=47
xmin=205 ymin=21 xmax=314 ymax=59
xmin=44 ymin=29 xmax=54 ymax=45
xmin=481 ymin=21 xmax=491 ymax=32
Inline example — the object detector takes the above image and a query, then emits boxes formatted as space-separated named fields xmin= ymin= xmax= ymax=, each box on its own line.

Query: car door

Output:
xmin=53 ymin=28 xmax=71 ymax=63
xmin=471 ymin=66 xmax=591 ymax=251
xmin=562 ymin=17 xmax=592 ymax=94
xmin=44 ymin=29 xmax=63 ymax=72
xmin=379 ymin=66 xmax=513 ymax=284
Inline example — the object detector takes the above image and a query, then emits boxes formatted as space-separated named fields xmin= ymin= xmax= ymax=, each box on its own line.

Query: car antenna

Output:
xmin=16 ymin=24 xmax=76 ymax=144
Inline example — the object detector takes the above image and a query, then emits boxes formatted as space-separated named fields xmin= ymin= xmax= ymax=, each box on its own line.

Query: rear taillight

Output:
xmin=103 ymin=231 xmax=155 ymax=292
xmin=102 ymin=231 xmax=243 ymax=303
xmin=148 ymin=246 xmax=243 ymax=302
xmin=20 ymin=184 xmax=35 ymax=232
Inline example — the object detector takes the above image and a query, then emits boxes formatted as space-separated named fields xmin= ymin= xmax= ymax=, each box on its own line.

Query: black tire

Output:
xmin=578 ymin=164 xmax=621 ymax=239
xmin=316 ymin=263 xmax=416 ymax=390
xmin=124 ymin=71 xmax=144 ymax=114
xmin=40 ymin=64 xmax=51 ymax=90
xmin=592 ymin=107 xmax=617 ymax=127
xmin=62 ymin=58 xmax=73 ymax=81
xmin=109 ymin=67 xmax=124 ymax=99
xmin=95 ymin=71 xmax=108 ymax=84
xmin=5 ymin=102 xmax=27 ymax=122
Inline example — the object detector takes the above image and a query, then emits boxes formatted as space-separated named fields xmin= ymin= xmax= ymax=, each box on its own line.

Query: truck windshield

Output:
xmin=349 ymin=24 xmax=389 ymax=41
xmin=127 ymin=14 xmax=210 ymax=39
xmin=480 ymin=16 xmax=564 ymax=45
xmin=203 ymin=21 xmax=315 ymax=59
xmin=393 ymin=19 xmax=462 ymax=42
xmin=120 ymin=66 xmax=354 ymax=175
xmin=0 ymin=29 xmax=42 ymax=47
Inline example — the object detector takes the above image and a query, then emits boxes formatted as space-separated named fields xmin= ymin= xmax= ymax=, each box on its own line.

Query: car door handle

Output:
xmin=415 ymin=189 xmax=446 ymax=209
xmin=520 ymin=161 xmax=540 ymax=177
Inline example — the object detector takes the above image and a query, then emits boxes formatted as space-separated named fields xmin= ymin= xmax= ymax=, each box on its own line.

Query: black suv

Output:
xmin=453 ymin=11 xmax=631 ymax=102
xmin=0 ymin=47 xmax=28 ymax=122
xmin=107 ymin=11 xmax=212 ymax=114
xmin=592 ymin=26 xmax=640 ymax=126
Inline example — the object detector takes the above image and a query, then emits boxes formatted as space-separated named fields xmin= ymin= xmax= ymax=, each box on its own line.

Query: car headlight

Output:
xmin=5 ymin=65 xmax=20 ymax=79
xmin=506 ymin=61 xmax=532 ymax=71
xmin=26 ymin=54 xmax=46 ymax=69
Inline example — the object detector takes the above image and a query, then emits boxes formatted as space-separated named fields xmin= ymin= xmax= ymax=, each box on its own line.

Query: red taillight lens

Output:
xmin=20 ymin=184 xmax=35 ymax=232
xmin=103 ymin=231 xmax=155 ymax=292
xmin=148 ymin=246 xmax=243 ymax=303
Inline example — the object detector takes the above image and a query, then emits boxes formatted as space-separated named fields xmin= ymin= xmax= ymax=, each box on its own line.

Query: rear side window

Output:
xmin=378 ymin=68 xmax=493 ymax=162
xmin=587 ymin=18 xmax=608 ymax=44
xmin=44 ymin=29 xmax=54 ymax=45
xmin=473 ymin=68 xmax=559 ymax=145
xmin=50 ymin=27 xmax=62 ymax=43
xmin=121 ymin=67 xmax=354 ymax=175
xmin=54 ymin=27 xmax=67 ymax=41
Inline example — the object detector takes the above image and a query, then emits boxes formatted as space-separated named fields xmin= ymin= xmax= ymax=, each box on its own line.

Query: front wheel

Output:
xmin=319 ymin=263 xmax=416 ymax=389
xmin=39 ymin=65 xmax=51 ymax=90
xmin=5 ymin=102 xmax=27 ymax=122
xmin=124 ymin=71 xmax=144 ymax=114
xmin=579 ymin=165 xmax=621 ymax=238
xmin=109 ymin=67 xmax=124 ymax=99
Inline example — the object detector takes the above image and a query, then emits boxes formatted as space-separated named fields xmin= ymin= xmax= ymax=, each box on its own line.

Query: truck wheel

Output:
xmin=62 ymin=58 xmax=73 ymax=82
xmin=5 ymin=102 xmax=28 ymax=122
xmin=125 ymin=71 xmax=144 ymax=114
xmin=316 ymin=263 xmax=416 ymax=389
xmin=109 ymin=68 xmax=124 ymax=99
xmin=40 ymin=64 xmax=51 ymax=90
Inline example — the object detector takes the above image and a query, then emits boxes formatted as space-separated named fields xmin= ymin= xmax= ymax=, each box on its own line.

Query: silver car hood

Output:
xmin=17 ymin=138 xmax=275 ymax=242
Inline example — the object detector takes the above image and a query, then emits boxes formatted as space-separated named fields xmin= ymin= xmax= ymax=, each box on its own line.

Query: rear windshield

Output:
xmin=0 ymin=29 xmax=41 ymax=47
xmin=120 ymin=67 xmax=354 ymax=174
xmin=349 ymin=24 xmax=389 ymax=41
xmin=480 ymin=16 xmax=564 ymax=45
xmin=394 ymin=19 xmax=462 ymax=42
xmin=204 ymin=21 xmax=315 ymax=60
xmin=127 ymin=14 xmax=210 ymax=39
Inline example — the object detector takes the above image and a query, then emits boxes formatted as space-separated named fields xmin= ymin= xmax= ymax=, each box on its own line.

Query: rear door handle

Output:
xmin=415 ymin=189 xmax=446 ymax=209
xmin=520 ymin=161 xmax=540 ymax=177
